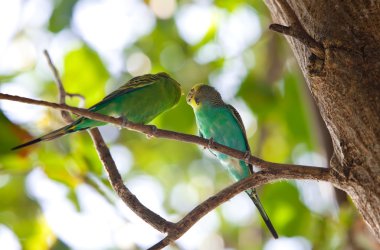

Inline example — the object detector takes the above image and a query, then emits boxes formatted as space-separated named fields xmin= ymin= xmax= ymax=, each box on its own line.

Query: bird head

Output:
xmin=186 ymin=84 xmax=223 ymax=109
xmin=156 ymin=72 xmax=184 ymax=95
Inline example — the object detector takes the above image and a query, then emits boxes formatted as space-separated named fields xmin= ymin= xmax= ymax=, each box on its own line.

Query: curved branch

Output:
xmin=149 ymin=165 xmax=332 ymax=249
xmin=42 ymin=51 xmax=174 ymax=233
xmin=88 ymin=128 xmax=174 ymax=232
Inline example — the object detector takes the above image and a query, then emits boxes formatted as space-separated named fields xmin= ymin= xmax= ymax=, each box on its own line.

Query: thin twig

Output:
xmin=268 ymin=0 xmax=325 ymax=59
xmin=43 ymin=50 xmax=73 ymax=123
xmin=43 ymin=50 xmax=85 ymax=122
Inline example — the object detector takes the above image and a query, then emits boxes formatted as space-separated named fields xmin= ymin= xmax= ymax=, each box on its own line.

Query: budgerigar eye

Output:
xmin=195 ymin=97 xmax=199 ymax=104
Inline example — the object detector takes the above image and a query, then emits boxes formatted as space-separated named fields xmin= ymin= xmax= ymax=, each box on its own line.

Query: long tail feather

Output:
xmin=11 ymin=123 xmax=77 ymax=150
xmin=11 ymin=137 xmax=43 ymax=150
xmin=247 ymin=189 xmax=278 ymax=239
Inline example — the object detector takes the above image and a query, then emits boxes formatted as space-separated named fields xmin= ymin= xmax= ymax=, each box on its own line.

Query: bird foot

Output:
xmin=207 ymin=137 xmax=215 ymax=149
xmin=243 ymin=151 xmax=251 ymax=164
xmin=121 ymin=118 xmax=129 ymax=128
xmin=146 ymin=125 xmax=157 ymax=139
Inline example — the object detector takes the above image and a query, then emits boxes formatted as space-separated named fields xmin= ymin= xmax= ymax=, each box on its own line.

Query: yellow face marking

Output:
xmin=189 ymin=97 xmax=201 ymax=109
xmin=186 ymin=84 xmax=204 ymax=110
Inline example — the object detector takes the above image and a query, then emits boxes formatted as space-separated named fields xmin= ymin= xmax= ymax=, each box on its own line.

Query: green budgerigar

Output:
xmin=12 ymin=72 xmax=182 ymax=150
xmin=187 ymin=84 xmax=278 ymax=238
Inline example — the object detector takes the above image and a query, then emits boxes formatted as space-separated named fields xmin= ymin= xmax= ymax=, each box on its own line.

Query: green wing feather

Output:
xmin=89 ymin=73 xmax=161 ymax=112
xmin=227 ymin=104 xmax=254 ymax=173
xmin=227 ymin=104 xmax=250 ymax=151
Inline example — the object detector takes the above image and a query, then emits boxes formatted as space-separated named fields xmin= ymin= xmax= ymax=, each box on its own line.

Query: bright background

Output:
xmin=0 ymin=0 xmax=378 ymax=249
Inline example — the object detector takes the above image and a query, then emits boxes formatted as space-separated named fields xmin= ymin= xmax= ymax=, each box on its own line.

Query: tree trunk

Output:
xmin=265 ymin=0 xmax=380 ymax=240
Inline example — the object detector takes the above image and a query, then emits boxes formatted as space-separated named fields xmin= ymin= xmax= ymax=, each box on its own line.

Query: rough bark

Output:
xmin=265 ymin=0 xmax=380 ymax=240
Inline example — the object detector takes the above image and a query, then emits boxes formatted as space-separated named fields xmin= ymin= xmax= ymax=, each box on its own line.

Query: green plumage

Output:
xmin=187 ymin=84 xmax=278 ymax=239
xmin=12 ymin=72 xmax=182 ymax=150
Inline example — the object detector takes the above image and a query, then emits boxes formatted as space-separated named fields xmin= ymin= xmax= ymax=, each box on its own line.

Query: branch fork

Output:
xmin=0 ymin=51 xmax=337 ymax=249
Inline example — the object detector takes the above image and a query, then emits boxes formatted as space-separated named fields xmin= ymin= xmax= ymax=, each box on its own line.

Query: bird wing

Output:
xmin=227 ymin=104 xmax=254 ymax=173
xmin=89 ymin=74 xmax=160 ymax=112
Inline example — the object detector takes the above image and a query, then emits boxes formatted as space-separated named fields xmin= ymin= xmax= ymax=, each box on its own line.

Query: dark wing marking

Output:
xmin=227 ymin=104 xmax=250 ymax=151
xmin=227 ymin=104 xmax=254 ymax=173
xmin=102 ymin=74 xmax=160 ymax=102
xmin=89 ymin=74 xmax=160 ymax=112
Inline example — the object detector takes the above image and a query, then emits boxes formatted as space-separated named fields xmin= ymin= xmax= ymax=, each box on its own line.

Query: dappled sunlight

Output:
xmin=210 ymin=57 xmax=248 ymax=100
xmin=98 ymin=125 xmax=121 ymax=144
xmin=72 ymin=0 xmax=155 ymax=54
xmin=0 ymin=0 xmax=52 ymax=75
xmin=0 ymin=0 xmax=363 ymax=249
xmin=217 ymin=5 xmax=262 ymax=58
xmin=221 ymin=193 xmax=255 ymax=226
xmin=0 ymin=37 xmax=37 ymax=73
xmin=175 ymin=4 xmax=214 ymax=45
xmin=0 ymin=225 xmax=20 ymax=250
xmin=293 ymin=147 xmax=339 ymax=216
xmin=126 ymin=51 xmax=152 ymax=76
xmin=109 ymin=144 xmax=133 ymax=176
xmin=195 ymin=42 xmax=223 ymax=64
xmin=126 ymin=175 xmax=166 ymax=216
xmin=27 ymin=169 xmax=137 ymax=249
xmin=0 ymin=0 xmax=21 ymax=48
xmin=149 ymin=0 xmax=177 ymax=19
xmin=170 ymin=183 xmax=200 ymax=213
xmin=0 ymin=83 xmax=45 ymax=125
xmin=264 ymin=236 xmax=312 ymax=250
xmin=177 ymin=210 xmax=220 ymax=249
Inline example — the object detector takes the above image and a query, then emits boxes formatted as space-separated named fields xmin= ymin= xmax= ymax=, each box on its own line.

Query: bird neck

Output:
xmin=194 ymin=103 xmax=226 ymax=122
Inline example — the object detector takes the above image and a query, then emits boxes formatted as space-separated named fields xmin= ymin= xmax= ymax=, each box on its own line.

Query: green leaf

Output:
xmin=63 ymin=45 xmax=109 ymax=107
xmin=48 ymin=0 xmax=78 ymax=33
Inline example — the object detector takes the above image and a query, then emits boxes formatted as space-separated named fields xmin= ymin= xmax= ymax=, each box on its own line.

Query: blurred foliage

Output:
xmin=63 ymin=45 xmax=109 ymax=106
xmin=49 ymin=0 xmax=78 ymax=33
xmin=0 ymin=0 xmax=377 ymax=250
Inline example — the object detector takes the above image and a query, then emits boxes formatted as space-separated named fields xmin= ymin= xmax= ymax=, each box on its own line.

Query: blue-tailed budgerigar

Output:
xmin=187 ymin=84 xmax=278 ymax=238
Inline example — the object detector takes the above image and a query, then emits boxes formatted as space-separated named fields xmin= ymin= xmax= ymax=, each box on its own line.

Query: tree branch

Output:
xmin=0 ymin=92 xmax=338 ymax=249
xmin=43 ymin=51 xmax=174 ymax=233
xmin=0 ymin=93 xmax=331 ymax=172
xmin=43 ymin=50 xmax=84 ymax=123
xmin=88 ymin=128 xmax=174 ymax=232
xmin=268 ymin=0 xmax=325 ymax=59
xmin=149 ymin=166 xmax=332 ymax=249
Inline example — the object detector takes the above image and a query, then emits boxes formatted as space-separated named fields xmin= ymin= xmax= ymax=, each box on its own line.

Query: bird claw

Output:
xmin=116 ymin=118 xmax=129 ymax=130
xmin=121 ymin=118 xmax=129 ymax=128
xmin=243 ymin=151 xmax=251 ymax=164
xmin=207 ymin=137 xmax=215 ymax=149
xmin=146 ymin=125 xmax=157 ymax=139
